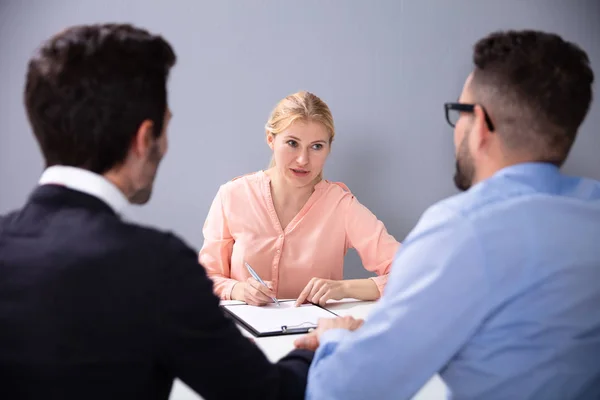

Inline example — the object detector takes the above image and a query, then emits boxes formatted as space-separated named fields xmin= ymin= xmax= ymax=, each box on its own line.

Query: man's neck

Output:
xmin=473 ymin=153 xmax=540 ymax=185
xmin=103 ymin=168 xmax=133 ymax=203
xmin=39 ymin=165 xmax=129 ymax=214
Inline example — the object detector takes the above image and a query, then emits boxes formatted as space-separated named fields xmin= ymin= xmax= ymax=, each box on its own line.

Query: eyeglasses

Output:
xmin=444 ymin=102 xmax=495 ymax=132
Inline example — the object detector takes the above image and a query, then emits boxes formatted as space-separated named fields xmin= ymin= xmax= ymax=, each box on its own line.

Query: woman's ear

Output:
xmin=267 ymin=133 xmax=275 ymax=150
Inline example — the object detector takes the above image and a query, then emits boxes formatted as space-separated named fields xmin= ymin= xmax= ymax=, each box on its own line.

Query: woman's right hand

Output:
xmin=231 ymin=277 xmax=276 ymax=306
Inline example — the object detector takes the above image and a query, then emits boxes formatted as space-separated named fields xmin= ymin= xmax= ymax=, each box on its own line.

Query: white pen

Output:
xmin=244 ymin=262 xmax=280 ymax=307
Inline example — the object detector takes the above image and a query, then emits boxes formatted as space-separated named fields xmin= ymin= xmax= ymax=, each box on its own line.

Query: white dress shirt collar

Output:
xmin=39 ymin=166 xmax=129 ymax=214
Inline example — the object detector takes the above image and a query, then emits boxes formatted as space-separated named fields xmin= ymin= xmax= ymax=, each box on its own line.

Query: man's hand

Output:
xmin=295 ymin=278 xmax=347 ymax=307
xmin=293 ymin=316 xmax=363 ymax=351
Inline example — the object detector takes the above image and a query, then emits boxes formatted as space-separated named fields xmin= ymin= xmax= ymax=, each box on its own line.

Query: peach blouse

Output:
xmin=199 ymin=171 xmax=400 ymax=300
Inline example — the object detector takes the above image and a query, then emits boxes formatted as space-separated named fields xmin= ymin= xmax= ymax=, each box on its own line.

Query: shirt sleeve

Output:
xmin=344 ymin=194 xmax=401 ymax=294
xmin=198 ymin=186 xmax=238 ymax=300
xmin=307 ymin=203 xmax=491 ymax=400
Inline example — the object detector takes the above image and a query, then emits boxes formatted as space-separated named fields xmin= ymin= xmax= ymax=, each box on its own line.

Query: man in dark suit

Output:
xmin=0 ymin=23 xmax=359 ymax=400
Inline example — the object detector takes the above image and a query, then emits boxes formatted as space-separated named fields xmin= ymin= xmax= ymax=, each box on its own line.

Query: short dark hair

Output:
xmin=471 ymin=30 xmax=594 ymax=165
xmin=25 ymin=23 xmax=177 ymax=174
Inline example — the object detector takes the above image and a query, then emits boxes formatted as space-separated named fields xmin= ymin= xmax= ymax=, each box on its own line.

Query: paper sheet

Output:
xmin=223 ymin=301 xmax=337 ymax=333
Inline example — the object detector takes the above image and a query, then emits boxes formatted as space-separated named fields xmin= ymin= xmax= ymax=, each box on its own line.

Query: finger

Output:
xmin=247 ymin=295 xmax=269 ymax=306
xmin=324 ymin=316 xmax=351 ymax=330
xmin=295 ymin=279 xmax=315 ymax=306
xmin=313 ymin=318 xmax=340 ymax=341
xmin=294 ymin=333 xmax=319 ymax=351
xmin=245 ymin=286 xmax=272 ymax=306
xmin=316 ymin=317 xmax=336 ymax=331
xmin=318 ymin=292 xmax=332 ymax=307
xmin=309 ymin=283 xmax=329 ymax=305
xmin=293 ymin=337 xmax=306 ymax=349
xmin=249 ymin=288 xmax=272 ymax=304
xmin=247 ymin=277 xmax=272 ymax=294
xmin=307 ymin=279 xmax=325 ymax=303
xmin=342 ymin=316 xmax=363 ymax=331
xmin=311 ymin=285 xmax=331 ymax=307
xmin=245 ymin=293 xmax=267 ymax=306
xmin=247 ymin=278 xmax=275 ymax=298
xmin=293 ymin=335 xmax=308 ymax=348
xmin=244 ymin=296 xmax=261 ymax=306
xmin=304 ymin=335 xmax=319 ymax=351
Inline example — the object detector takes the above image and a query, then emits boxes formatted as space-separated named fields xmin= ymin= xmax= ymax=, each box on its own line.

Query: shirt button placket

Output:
xmin=273 ymin=233 xmax=284 ymax=290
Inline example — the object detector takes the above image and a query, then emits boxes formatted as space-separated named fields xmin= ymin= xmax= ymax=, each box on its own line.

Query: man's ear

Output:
xmin=471 ymin=105 xmax=493 ymax=152
xmin=131 ymin=119 xmax=155 ymax=157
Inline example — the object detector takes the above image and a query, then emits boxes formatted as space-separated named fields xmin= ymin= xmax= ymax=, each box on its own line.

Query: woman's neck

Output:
xmin=266 ymin=168 xmax=319 ymax=208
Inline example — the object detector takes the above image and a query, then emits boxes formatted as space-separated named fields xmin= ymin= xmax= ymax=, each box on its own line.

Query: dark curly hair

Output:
xmin=24 ymin=23 xmax=177 ymax=174
xmin=471 ymin=30 xmax=594 ymax=165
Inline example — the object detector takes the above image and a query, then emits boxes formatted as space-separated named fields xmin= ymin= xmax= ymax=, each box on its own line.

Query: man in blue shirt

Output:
xmin=295 ymin=29 xmax=600 ymax=399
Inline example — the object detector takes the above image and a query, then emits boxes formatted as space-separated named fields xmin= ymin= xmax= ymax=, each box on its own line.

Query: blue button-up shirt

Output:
xmin=307 ymin=163 xmax=600 ymax=400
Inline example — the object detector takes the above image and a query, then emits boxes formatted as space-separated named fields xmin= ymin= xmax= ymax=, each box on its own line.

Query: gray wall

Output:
xmin=1 ymin=0 xmax=599 ymax=279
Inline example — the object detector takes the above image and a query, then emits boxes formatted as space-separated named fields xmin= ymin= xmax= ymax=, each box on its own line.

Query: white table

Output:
xmin=169 ymin=299 xmax=447 ymax=400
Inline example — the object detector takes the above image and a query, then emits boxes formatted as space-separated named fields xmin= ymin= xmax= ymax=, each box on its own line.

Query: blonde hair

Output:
xmin=265 ymin=91 xmax=335 ymax=176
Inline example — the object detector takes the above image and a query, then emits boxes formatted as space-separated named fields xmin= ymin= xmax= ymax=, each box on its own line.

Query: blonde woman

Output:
xmin=199 ymin=91 xmax=400 ymax=306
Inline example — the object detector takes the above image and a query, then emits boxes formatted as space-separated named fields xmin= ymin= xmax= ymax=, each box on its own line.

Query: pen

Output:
xmin=244 ymin=262 xmax=281 ymax=307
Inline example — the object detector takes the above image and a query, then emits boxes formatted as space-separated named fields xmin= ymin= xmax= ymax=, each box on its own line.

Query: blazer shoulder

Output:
xmin=0 ymin=209 xmax=23 ymax=234
xmin=119 ymin=220 xmax=196 ymax=258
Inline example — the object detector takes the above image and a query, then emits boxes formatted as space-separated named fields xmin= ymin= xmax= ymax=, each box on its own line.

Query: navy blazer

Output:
xmin=0 ymin=185 xmax=313 ymax=399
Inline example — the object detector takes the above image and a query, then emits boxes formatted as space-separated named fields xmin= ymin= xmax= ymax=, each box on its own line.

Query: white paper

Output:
xmin=223 ymin=301 xmax=337 ymax=333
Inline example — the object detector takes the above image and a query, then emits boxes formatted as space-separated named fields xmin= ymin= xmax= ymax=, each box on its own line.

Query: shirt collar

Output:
xmin=493 ymin=162 xmax=560 ymax=180
xmin=39 ymin=166 xmax=129 ymax=215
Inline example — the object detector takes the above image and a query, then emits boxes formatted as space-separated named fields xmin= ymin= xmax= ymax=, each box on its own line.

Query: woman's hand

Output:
xmin=295 ymin=278 xmax=347 ymax=307
xmin=295 ymin=278 xmax=381 ymax=306
xmin=231 ymin=277 xmax=276 ymax=306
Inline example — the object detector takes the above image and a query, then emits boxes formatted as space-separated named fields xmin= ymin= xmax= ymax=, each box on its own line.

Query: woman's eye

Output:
xmin=312 ymin=143 xmax=323 ymax=150
xmin=286 ymin=140 xmax=298 ymax=148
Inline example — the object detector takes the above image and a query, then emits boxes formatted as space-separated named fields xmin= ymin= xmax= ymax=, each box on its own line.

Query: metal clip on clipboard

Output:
xmin=281 ymin=321 xmax=317 ymax=334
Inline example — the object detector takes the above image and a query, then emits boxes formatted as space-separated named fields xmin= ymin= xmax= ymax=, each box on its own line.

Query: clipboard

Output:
xmin=222 ymin=300 xmax=339 ymax=337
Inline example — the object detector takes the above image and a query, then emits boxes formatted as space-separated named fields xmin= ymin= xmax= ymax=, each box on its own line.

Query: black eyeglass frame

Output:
xmin=444 ymin=102 xmax=495 ymax=132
